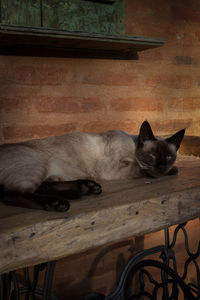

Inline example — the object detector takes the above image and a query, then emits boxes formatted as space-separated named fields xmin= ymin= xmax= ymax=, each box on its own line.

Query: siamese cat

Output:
xmin=0 ymin=121 xmax=185 ymax=211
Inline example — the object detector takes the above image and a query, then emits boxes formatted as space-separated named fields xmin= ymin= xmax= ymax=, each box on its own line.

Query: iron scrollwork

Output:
xmin=0 ymin=262 xmax=58 ymax=300
xmin=86 ymin=222 xmax=200 ymax=300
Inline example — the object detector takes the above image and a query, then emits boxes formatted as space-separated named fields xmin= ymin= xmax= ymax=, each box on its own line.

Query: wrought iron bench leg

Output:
xmin=0 ymin=274 xmax=11 ymax=300
xmin=85 ymin=222 xmax=200 ymax=300
xmin=0 ymin=261 xmax=58 ymax=300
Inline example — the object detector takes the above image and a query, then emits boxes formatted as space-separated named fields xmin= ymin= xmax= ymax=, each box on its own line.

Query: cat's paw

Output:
xmin=43 ymin=197 xmax=70 ymax=212
xmin=166 ymin=166 xmax=178 ymax=176
xmin=78 ymin=180 xmax=102 ymax=196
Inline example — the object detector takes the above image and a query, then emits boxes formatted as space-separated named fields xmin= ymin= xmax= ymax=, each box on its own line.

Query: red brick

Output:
xmin=168 ymin=76 xmax=192 ymax=89
xmin=150 ymin=119 xmax=192 ymax=134
xmin=82 ymin=121 xmax=136 ymax=133
xmin=0 ymin=97 xmax=32 ymax=112
xmin=126 ymin=10 xmax=174 ymax=37
xmin=173 ymin=56 xmax=193 ymax=65
xmin=197 ymin=78 xmax=200 ymax=87
xmin=183 ymin=98 xmax=200 ymax=111
xmin=3 ymin=124 xmax=77 ymax=141
xmin=35 ymin=97 xmax=104 ymax=113
xmin=126 ymin=0 xmax=169 ymax=14
xmin=81 ymin=72 xmax=138 ymax=86
xmin=195 ymin=31 xmax=200 ymax=43
xmin=126 ymin=20 xmax=162 ymax=38
xmin=0 ymin=128 xmax=4 ymax=144
xmin=164 ymin=25 xmax=195 ymax=46
xmin=145 ymin=75 xmax=192 ymax=89
xmin=0 ymin=65 xmax=64 ymax=86
xmin=167 ymin=98 xmax=184 ymax=111
xmin=145 ymin=76 xmax=161 ymax=87
xmin=127 ymin=16 xmax=195 ymax=46
xmin=171 ymin=5 xmax=200 ymax=23
xmin=110 ymin=98 xmax=163 ymax=112
xmin=139 ymin=48 xmax=163 ymax=61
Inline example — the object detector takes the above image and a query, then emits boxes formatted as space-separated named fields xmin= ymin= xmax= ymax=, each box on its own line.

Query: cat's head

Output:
xmin=135 ymin=121 xmax=185 ymax=177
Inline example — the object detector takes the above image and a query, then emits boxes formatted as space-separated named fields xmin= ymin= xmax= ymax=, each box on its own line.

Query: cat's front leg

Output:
xmin=38 ymin=179 xmax=102 ymax=197
xmin=166 ymin=166 xmax=178 ymax=176
xmin=1 ymin=180 xmax=102 ymax=212
xmin=35 ymin=179 xmax=102 ymax=210
xmin=33 ymin=193 xmax=70 ymax=212
xmin=35 ymin=179 xmax=102 ymax=211
xmin=0 ymin=186 xmax=70 ymax=212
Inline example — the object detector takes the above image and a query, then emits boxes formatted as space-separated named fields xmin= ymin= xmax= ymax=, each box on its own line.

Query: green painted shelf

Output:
xmin=0 ymin=25 xmax=164 ymax=59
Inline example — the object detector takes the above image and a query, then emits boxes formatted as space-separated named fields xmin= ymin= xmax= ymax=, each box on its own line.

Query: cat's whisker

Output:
xmin=135 ymin=158 xmax=149 ymax=170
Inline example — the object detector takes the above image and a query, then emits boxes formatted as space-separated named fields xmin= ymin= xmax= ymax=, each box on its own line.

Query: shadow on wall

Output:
xmin=52 ymin=238 xmax=141 ymax=300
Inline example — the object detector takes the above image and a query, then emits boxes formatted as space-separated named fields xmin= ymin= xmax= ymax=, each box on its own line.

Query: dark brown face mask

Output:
xmin=135 ymin=121 xmax=185 ymax=177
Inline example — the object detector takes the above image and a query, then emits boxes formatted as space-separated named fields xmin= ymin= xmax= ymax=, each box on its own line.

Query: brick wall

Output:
xmin=0 ymin=0 xmax=200 ymax=144
xmin=1 ymin=2 xmax=200 ymax=298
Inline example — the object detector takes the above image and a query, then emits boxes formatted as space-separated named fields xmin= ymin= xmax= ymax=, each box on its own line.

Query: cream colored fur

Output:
xmin=0 ymin=130 xmax=138 ymax=193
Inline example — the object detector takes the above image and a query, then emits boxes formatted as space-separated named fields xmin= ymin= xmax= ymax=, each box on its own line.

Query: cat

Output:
xmin=0 ymin=121 xmax=185 ymax=211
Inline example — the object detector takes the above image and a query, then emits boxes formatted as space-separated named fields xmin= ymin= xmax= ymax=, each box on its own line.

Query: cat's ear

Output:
xmin=166 ymin=129 xmax=185 ymax=151
xmin=138 ymin=121 xmax=155 ymax=145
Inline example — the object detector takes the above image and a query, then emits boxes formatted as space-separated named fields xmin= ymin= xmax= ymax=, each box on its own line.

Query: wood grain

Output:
xmin=0 ymin=155 xmax=200 ymax=274
xmin=0 ymin=25 xmax=164 ymax=59
xmin=0 ymin=25 xmax=164 ymax=50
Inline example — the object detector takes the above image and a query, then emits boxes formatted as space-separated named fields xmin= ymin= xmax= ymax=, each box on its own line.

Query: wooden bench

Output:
xmin=0 ymin=155 xmax=199 ymax=276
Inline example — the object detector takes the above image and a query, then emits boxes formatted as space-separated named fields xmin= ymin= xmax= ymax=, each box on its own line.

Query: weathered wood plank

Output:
xmin=0 ymin=25 xmax=164 ymax=58
xmin=42 ymin=0 xmax=125 ymax=35
xmin=1 ymin=0 xmax=41 ymax=27
xmin=0 ymin=156 xmax=199 ymax=274
xmin=0 ymin=25 xmax=164 ymax=48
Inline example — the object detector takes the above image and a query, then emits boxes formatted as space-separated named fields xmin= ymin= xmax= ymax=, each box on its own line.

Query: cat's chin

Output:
xmin=165 ymin=166 xmax=178 ymax=176
xmin=145 ymin=166 xmax=178 ymax=178
xmin=145 ymin=172 xmax=163 ymax=178
xmin=143 ymin=170 xmax=161 ymax=178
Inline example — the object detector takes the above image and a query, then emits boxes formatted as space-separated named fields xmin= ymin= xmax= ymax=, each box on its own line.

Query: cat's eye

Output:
xmin=167 ymin=155 xmax=173 ymax=161
xmin=120 ymin=159 xmax=132 ymax=167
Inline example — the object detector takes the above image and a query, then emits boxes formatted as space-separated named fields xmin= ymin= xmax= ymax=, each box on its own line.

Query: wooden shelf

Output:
xmin=0 ymin=25 xmax=164 ymax=59
xmin=0 ymin=155 xmax=199 ymax=274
